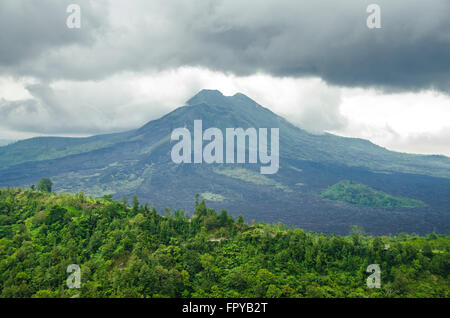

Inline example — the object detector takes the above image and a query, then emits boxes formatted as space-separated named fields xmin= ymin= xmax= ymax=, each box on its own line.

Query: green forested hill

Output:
xmin=0 ymin=188 xmax=448 ymax=298
xmin=321 ymin=180 xmax=427 ymax=208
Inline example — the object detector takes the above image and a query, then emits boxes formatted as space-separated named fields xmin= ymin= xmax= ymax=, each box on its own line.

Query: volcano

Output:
xmin=1 ymin=89 xmax=450 ymax=235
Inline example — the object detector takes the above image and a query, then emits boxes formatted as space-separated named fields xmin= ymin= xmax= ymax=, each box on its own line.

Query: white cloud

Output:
xmin=0 ymin=68 xmax=346 ymax=136
xmin=332 ymin=89 xmax=450 ymax=156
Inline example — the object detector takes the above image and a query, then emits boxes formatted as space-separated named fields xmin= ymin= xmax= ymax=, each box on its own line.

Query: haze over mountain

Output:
xmin=0 ymin=139 xmax=15 ymax=147
xmin=1 ymin=90 xmax=449 ymax=235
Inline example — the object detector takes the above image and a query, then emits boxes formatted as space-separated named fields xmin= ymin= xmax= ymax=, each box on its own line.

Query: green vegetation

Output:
xmin=0 ymin=188 xmax=448 ymax=298
xmin=36 ymin=178 xmax=52 ymax=193
xmin=201 ymin=192 xmax=225 ymax=202
xmin=321 ymin=180 xmax=427 ymax=208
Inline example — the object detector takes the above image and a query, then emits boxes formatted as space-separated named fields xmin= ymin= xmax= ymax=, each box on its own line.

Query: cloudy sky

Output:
xmin=1 ymin=0 xmax=450 ymax=155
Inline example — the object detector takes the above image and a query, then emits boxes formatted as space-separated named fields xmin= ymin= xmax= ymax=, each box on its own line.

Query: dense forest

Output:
xmin=0 ymin=187 xmax=448 ymax=298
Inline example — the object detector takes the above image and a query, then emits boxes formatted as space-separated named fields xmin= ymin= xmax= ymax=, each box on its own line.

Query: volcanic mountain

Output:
xmin=1 ymin=89 xmax=450 ymax=235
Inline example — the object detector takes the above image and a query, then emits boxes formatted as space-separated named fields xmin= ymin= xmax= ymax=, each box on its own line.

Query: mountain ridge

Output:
xmin=2 ymin=89 xmax=449 ymax=174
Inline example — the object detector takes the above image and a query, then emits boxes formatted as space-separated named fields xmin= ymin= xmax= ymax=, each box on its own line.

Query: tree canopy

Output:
xmin=0 ymin=188 xmax=448 ymax=298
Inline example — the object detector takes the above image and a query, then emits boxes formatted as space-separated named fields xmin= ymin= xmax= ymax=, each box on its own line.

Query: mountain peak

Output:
xmin=186 ymin=89 xmax=262 ymax=111
xmin=186 ymin=89 xmax=228 ymax=106
xmin=200 ymin=88 xmax=223 ymax=95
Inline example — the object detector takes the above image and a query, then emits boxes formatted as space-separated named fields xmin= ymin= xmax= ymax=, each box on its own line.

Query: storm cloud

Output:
xmin=1 ymin=0 xmax=449 ymax=92
xmin=0 ymin=0 xmax=105 ymax=70
xmin=1 ymin=0 xmax=450 ymax=156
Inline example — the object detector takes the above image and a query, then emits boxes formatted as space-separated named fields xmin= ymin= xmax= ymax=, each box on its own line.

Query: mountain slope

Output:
xmin=0 ymin=131 xmax=134 ymax=169
xmin=1 ymin=89 xmax=449 ymax=235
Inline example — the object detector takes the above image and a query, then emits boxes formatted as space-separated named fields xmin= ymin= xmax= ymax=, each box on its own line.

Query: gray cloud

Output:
xmin=289 ymin=86 xmax=347 ymax=134
xmin=0 ymin=78 xmax=180 ymax=136
xmin=1 ymin=0 xmax=449 ymax=92
xmin=0 ymin=0 xmax=106 ymax=74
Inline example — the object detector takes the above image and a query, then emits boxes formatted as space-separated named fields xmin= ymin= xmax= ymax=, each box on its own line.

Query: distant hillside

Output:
xmin=0 ymin=90 xmax=449 ymax=235
xmin=0 ymin=188 xmax=448 ymax=298
xmin=0 ymin=132 xmax=133 ymax=170
xmin=321 ymin=180 xmax=427 ymax=208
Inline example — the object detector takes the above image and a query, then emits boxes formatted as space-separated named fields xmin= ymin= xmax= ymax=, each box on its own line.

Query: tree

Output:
xmin=132 ymin=194 xmax=139 ymax=213
xmin=37 ymin=178 xmax=52 ymax=192
xmin=237 ymin=215 xmax=244 ymax=226
xmin=122 ymin=196 xmax=128 ymax=211
xmin=102 ymin=194 xmax=113 ymax=201
xmin=194 ymin=200 xmax=207 ymax=218
xmin=218 ymin=209 xmax=230 ymax=227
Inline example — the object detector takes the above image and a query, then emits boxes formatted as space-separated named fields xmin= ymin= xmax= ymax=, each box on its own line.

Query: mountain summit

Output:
xmin=187 ymin=89 xmax=262 ymax=109
xmin=187 ymin=89 xmax=229 ymax=106
xmin=0 ymin=90 xmax=449 ymax=234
